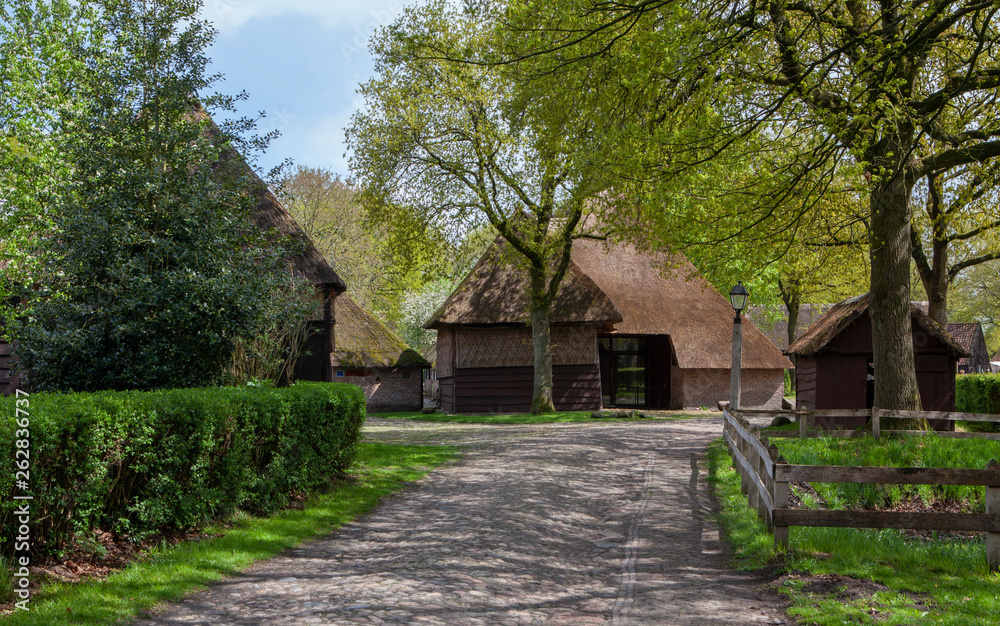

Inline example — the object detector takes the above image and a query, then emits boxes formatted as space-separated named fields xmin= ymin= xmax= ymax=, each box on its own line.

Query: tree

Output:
xmin=0 ymin=0 xmax=94 ymax=304
xmin=9 ymin=0 xmax=282 ymax=391
xmin=348 ymin=1 xmax=611 ymax=413
xmin=911 ymin=161 xmax=1000 ymax=328
xmin=502 ymin=1 xmax=1000 ymax=414
xmin=949 ymin=261 xmax=1000 ymax=354
xmin=275 ymin=165 xmax=437 ymax=322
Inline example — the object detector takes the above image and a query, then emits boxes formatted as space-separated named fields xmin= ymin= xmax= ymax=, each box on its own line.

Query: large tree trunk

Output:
xmin=781 ymin=284 xmax=801 ymax=394
xmin=924 ymin=236 xmax=950 ymax=328
xmin=529 ymin=271 xmax=555 ymax=414
xmin=869 ymin=166 xmax=924 ymax=425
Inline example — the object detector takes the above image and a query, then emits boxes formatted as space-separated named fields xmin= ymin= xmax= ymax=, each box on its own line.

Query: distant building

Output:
xmin=787 ymin=293 xmax=969 ymax=428
xmin=947 ymin=322 xmax=991 ymax=374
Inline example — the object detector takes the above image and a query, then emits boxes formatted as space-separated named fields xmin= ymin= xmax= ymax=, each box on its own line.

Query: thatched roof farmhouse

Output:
xmin=427 ymin=237 xmax=791 ymax=413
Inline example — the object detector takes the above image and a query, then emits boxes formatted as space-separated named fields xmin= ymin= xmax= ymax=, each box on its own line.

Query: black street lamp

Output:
xmin=729 ymin=282 xmax=749 ymax=410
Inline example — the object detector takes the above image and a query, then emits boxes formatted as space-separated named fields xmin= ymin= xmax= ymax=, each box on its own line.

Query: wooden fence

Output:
xmin=736 ymin=407 xmax=1000 ymax=441
xmin=721 ymin=406 xmax=1000 ymax=571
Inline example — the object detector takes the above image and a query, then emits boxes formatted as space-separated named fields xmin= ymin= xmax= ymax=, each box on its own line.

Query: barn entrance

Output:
xmin=598 ymin=335 xmax=672 ymax=409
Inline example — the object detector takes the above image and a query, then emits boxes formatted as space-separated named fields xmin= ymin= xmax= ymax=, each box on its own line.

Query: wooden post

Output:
xmin=987 ymin=460 xmax=1000 ymax=573
xmin=756 ymin=433 xmax=769 ymax=524
xmin=748 ymin=427 xmax=761 ymax=519
xmin=730 ymin=316 xmax=743 ymax=410
xmin=771 ymin=444 xmax=789 ymax=549
xmin=872 ymin=407 xmax=881 ymax=441
xmin=799 ymin=410 xmax=808 ymax=439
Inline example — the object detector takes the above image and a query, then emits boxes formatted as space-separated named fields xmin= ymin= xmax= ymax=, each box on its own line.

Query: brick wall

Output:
xmin=342 ymin=367 xmax=424 ymax=412
xmin=675 ymin=368 xmax=784 ymax=410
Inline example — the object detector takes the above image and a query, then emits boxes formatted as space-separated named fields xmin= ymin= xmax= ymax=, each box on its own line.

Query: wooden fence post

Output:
xmin=872 ymin=407 xmax=881 ymax=441
xmin=770 ymin=444 xmax=789 ymax=549
xmin=799 ymin=411 xmax=808 ymax=439
xmin=987 ymin=459 xmax=1000 ymax=573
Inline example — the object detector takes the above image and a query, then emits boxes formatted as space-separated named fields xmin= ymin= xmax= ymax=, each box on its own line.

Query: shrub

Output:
xmin=956 ymin=374 xmax=1000 ymax=415
xmin=0 ymin=382 xmax=364 ymax=554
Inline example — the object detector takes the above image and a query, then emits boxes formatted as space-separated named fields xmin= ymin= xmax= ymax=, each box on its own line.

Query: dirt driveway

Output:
xmin=135 ymin=417 xmax=790 ymax=625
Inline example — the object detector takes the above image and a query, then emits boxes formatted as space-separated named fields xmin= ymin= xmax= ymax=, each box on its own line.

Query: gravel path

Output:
xmin=135 ymin=417 xmax=790 ymax=625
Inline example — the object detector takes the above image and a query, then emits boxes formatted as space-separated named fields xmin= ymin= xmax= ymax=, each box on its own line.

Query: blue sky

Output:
xmin=201 ymin=0 xmax=410 ymax=177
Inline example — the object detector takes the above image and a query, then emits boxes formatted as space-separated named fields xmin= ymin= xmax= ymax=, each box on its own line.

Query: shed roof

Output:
xmin=428 ymin=236 xmax=791 ymax=371
xmin=425 ymin=238 xmax=623 ymax=329
xmin=787 ymin=293 xmax=969 ymax=357
xmin=333 ymin=296 xmax=429 ymax=369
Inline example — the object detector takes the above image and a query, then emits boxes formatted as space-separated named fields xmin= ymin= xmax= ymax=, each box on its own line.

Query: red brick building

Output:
xmin=332 ymin=296 xmax=429 ymax=412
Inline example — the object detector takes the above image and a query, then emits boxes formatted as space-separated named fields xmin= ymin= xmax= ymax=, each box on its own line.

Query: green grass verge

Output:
xmin=0 ymin=442 xmax=457 ymax=625
xmin=707 ymin=438 xmax=1000 ymax=625
xmin=371 ymin=410 xmax=711 ymax=424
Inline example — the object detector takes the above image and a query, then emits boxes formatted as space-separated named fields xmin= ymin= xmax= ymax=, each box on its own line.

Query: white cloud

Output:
xmin=201 ymin=0 xmax=408 ymax=34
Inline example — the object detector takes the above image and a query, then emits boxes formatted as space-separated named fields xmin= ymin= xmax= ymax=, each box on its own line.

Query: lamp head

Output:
xmin=729 ymin=281 xmax=749 ymax=315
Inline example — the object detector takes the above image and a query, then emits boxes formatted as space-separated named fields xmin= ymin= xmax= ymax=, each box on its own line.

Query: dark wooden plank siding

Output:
xmin=794 ymin=356 xmax=817 ymax=412
xmin=439 ymin=377 xmax=455 ymax=413
xmin=453 ymin=365 xmax=601 ymax=413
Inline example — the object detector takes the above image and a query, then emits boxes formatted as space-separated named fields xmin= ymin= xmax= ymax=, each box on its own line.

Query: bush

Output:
xmin=956 ymin=374 xmax=1000 ymax=415
xmin=0 ymin=382 xmax=364 ymax=554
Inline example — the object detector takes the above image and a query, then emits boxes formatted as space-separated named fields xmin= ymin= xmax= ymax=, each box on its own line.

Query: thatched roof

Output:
xmin=425 ymin=238 xmax=623 ymax=329
xmin=427 ymin=236 xmax=791 ymax=371
xmin=249 ymin=181 xmax=346 ymax=292
xmin=570 ymin=239 xmax=791 ymax=370
xmin=196 ymin=104 xmax=345 ymax=293
xmin=787 ymin=293 xmax=969 ymax=357
xmin=333 ymin=296 xmax=429 ymax=369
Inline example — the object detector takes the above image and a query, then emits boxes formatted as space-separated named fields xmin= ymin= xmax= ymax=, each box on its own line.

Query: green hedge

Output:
xmin=0 ymin=382 xmax=365 ymax=554
xmin=956 ymin=374 xmax=1000 ymax=415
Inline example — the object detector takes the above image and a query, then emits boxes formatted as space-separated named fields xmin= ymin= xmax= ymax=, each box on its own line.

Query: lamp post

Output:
xmin=729 ymin=281 xmax=749 ymax=411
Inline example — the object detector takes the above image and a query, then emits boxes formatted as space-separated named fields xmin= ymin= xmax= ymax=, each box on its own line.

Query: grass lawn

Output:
xmin=371 ymin=410 xmax=713 ymax=424
xmin=0 ymin=442 xmax=457 ymax=625
xmin=707 ymin=437 xmax=1000 ymax=625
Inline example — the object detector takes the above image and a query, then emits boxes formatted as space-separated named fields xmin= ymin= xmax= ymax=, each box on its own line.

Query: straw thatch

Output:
xmin=249 ymin=181 xmax=346 ymax=291
xmin=787 ymin=293 xmax=969 ymax=357
xmin=194 ymin=104 xmax=345 ymax=293
xmin=333 ymin=296 xmax=430 ymax=369
xmin=425 ymin=238 xmax=623 ymax=329
xmin=570 ymin=239 xmax=791 ymax=370
xmin=427 ymin=236 xmax=791 ymax=371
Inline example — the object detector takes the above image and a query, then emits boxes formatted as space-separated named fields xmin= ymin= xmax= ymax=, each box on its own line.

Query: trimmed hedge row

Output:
xmin=956 ymin=374 xmax=1000 ymax=415
xmin=1 ymin=382 xmax=365 ymax=554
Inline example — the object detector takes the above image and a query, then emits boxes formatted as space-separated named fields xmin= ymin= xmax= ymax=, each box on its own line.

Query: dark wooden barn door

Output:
xmin=599 ymin=336 xmax=649 ymax=408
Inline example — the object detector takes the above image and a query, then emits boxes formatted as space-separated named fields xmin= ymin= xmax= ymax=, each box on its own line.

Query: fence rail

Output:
xmin=721 ymin=407 xmax=1000 ymax=571
xmin=734 ymin=406 xmax=1000 ymax=441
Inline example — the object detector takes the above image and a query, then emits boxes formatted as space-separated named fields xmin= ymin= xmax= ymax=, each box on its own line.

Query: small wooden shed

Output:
xmin=787 ymin=293 xmax=969 ymax=427
xmin=948 ymin=322 xmax=991 ymax=374
xmin=331 ymin=296 xmax=429 ymax=411
xmin=427 ymin=237 xmax=791 ymax=413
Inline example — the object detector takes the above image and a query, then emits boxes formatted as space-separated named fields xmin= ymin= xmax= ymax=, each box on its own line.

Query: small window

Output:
xmin=335 ymin=370 xmax=345 ymax=378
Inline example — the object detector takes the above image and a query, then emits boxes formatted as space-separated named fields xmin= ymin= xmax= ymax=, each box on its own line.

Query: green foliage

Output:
xmin=956 ymin=374 xmax=1000 ymax=415
xmin=5 ymin=0 xmax=284 ymax=392
xmin=0 ymin=382 xmax=365 ymax=554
